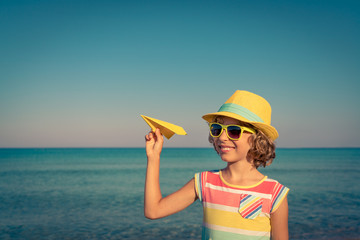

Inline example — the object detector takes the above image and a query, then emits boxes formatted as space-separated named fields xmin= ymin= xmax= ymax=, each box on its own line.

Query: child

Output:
xmin=144 ymin=90 xmax=289 ymax=240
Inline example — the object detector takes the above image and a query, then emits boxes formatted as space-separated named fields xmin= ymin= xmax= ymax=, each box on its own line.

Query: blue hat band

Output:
xmin=218 ymin=103 xmax=264 ymax=123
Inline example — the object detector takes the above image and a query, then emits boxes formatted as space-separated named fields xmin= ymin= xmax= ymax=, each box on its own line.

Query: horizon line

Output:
xmin=0 ymin=147 xmax=359 ymax=150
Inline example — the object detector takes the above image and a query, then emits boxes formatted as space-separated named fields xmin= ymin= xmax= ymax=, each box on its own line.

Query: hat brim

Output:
xmin=202 ymin=112 xmax=279 ymax=140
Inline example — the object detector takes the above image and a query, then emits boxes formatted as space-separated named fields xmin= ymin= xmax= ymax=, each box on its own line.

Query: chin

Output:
xmin=220 ymin=154 xmax=236 ymax=163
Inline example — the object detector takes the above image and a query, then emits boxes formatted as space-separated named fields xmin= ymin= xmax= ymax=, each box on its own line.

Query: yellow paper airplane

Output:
xmin=141 ymin=115 xmax=187 ymax=139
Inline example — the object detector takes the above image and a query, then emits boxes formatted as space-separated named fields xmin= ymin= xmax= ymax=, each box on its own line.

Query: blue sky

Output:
xmin=1 ymin=0 xmax=359 ymax=148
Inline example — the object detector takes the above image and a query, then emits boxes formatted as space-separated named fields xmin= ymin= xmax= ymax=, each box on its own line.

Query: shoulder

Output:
xmin=194 ymin=170 xmax=221 ymax=202
xmin=194 ymin=169 xmax=220 ymax=184
xmin=264 ymin=178 xmax=290 ymax=213
xmin=264 ymin=177 xmax=281 ymax=184
xmin=264 ymin=177 xmax=289 ymax=191
xmin=195 ymin=169 xmax=220 ymax=178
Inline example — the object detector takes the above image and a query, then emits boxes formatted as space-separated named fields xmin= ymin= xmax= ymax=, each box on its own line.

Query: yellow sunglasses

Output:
xmin=209 ymin=123 xmax=256 ymax=141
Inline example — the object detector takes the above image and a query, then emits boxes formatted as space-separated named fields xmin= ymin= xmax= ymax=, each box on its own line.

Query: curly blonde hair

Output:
xmin=208 ymin=117 xmax=276 ymax=168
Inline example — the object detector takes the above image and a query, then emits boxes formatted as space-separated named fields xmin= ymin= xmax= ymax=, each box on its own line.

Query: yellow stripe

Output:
xmin=204 ymin=223 xmax=270 ymax=238
xmin=204 ymin=207 xmax=270 ymax=232
xmin=219 ymin=171 xmax=268 ymax=189
xmin=194 ymin=173 xmax=200 ymax=200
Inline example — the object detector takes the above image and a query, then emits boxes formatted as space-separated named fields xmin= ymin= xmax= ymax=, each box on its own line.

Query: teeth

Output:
xmin=222 ymin=147 xmax=231 ymax=151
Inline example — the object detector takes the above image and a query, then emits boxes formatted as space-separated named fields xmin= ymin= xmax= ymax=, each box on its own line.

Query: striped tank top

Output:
xmin=194 ymin=170 xmax=289 ymax=240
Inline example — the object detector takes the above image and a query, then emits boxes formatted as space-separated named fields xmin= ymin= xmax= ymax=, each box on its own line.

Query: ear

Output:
xmin=247 ymin=133 xmax=255 ymax=147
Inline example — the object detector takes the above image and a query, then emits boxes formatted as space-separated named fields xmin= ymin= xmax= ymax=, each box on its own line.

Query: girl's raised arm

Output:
xmin=144 ymin=128 xmax=197 ymax=219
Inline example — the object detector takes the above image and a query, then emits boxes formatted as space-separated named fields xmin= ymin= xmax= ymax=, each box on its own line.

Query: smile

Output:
xmin=219 ymin=146 xmax=235 ymax=153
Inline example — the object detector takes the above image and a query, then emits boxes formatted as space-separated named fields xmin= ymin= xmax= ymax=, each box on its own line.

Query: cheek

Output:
xmin=237 ymin=135 xmax=253 ymax=151
xmin=213 ymin=138 xmax=221 ymax=152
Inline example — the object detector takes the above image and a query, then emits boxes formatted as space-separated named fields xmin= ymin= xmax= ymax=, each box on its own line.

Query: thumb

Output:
xmin=154 ymin=128 xmax=164 ymax=142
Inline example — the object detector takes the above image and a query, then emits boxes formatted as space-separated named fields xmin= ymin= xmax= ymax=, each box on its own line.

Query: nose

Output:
xmin=218 ymin=128 xmax=229 ymax=140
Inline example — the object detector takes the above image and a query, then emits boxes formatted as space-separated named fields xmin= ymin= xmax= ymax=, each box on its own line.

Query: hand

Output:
xmin=145 ymin=128 xmax=164 ymax=159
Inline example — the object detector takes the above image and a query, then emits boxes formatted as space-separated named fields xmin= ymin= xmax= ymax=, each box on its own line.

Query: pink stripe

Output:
xmin=206 ymin=172 xmax=222 ymax=184
xmin=204 ymin=186 xmax=241 ymax=207
xmin=252 ymin=181 xmax=275 ymax=192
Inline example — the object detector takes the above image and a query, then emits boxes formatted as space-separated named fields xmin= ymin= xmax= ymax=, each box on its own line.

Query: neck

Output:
xmin=226 ymin=160 xmax=257 ymax=177
xmin=222 ymin=159 xmax=264 ymax=185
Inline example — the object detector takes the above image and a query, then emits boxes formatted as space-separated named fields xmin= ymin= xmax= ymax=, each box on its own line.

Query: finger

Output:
xmin=149 ymin=132 xmax=154 ymax=139
xmin=145 ymin=132 xmax=154 ymax=141
xmin=154 ymin=128 xmax=162 ymax=137
xmin=154 ymin=128 xmax=164 ymax=142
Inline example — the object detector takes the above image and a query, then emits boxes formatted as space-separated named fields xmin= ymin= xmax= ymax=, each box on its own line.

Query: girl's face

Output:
xmin=212 ymin=117 xmax=253 ymax=164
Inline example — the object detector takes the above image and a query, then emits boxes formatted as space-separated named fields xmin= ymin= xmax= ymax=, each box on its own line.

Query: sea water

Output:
xmin=0 ymin=148 xmax=359 ymax=240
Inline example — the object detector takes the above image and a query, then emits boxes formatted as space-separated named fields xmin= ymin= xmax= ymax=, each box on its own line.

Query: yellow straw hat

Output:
xmin=202 ymin=90 xmax=279 ymax=140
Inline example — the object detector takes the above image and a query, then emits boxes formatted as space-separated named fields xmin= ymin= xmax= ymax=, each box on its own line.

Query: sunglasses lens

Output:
xmin=227 ymin=126 xmax=242 ymax=140
xmin=210 ymin=124 xmax=222 ymax=137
